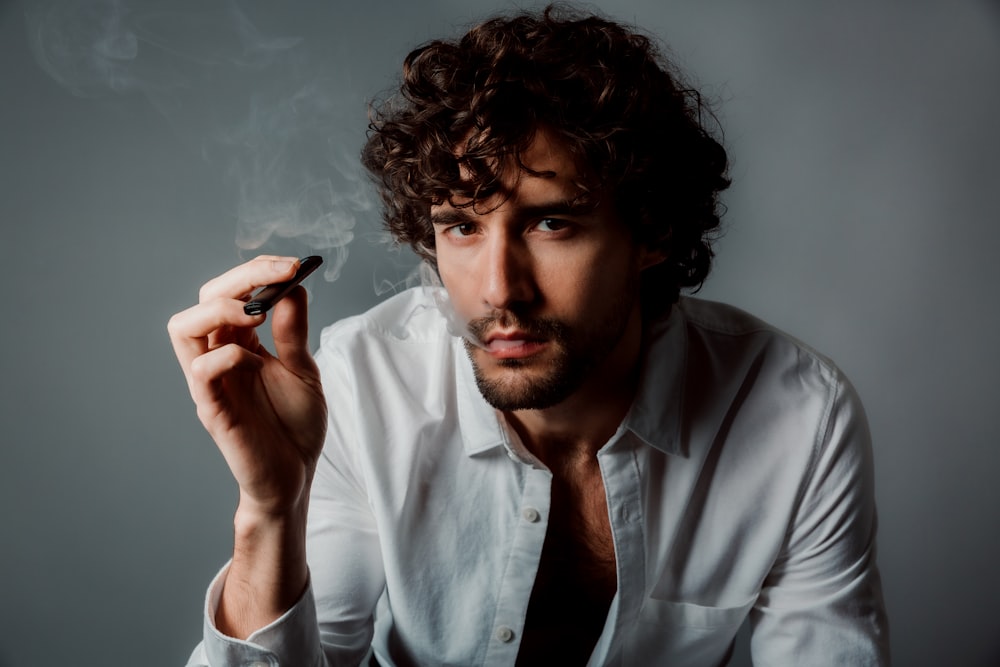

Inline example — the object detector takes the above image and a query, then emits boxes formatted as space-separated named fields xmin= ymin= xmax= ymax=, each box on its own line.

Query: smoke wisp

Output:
xmin=25 ymin=0 xmax=369 ymax=282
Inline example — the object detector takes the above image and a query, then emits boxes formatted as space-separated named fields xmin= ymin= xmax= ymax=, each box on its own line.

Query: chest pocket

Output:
xmin=622 ymin=596 xmax=755 ymax=666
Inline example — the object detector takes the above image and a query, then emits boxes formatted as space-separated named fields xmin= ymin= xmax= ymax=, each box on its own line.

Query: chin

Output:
xmin=472 ymin=361 xmax=582 ymax=412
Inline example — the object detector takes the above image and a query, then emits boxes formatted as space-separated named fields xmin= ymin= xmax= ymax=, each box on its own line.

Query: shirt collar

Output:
xmin=621 ymin=303 xmax=689 ymax=457
xmin=451 ymin=303 xmax=690 ymax=459
xmin=453 ymin=336 xmax=511 ymax=456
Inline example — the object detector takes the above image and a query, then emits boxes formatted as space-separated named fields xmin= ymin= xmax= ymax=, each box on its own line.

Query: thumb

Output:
xmin=270 ymin=285 xmax=317 ymax=378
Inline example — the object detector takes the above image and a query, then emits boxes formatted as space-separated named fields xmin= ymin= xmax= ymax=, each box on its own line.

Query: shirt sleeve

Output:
xmin=185 ymin=564 xmax=328 ymax=667
xmin=749 ymin=372 xmax=891 ymax=665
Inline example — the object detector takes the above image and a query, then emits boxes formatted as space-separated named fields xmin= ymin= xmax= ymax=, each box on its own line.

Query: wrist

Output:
xmin=234 ymin=484 xmax=311 ymax=531
xmin=218 ymin=495 xmax=311 ymax=639
xmin=231 ymin=492 xmax=310 ymax=597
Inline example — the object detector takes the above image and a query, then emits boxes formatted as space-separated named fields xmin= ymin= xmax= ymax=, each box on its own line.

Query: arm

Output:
xmin=750 ymin=375 xmax=890 ymax=665
xmin=168 ymin=257 xmax=328 ymax=646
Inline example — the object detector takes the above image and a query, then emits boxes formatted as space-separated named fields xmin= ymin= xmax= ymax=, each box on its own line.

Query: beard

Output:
xmin=462 ymin=289 xmax=637 ymax=412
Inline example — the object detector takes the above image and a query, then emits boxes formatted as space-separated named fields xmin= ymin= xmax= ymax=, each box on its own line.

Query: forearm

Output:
xmin=216 ymin=497 xmax=311 ymax=640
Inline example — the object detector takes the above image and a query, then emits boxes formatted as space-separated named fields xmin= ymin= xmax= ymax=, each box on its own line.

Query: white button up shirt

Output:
xmin=187 ymin=288 xmax=889 ymax=666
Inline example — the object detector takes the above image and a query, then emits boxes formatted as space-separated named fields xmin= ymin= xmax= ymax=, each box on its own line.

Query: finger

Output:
xmin=199 ymin=255 xmax=301 ymax=303
xmin=167 ymin=298 xmax=265 ymax=375
xmin=270 ymin=285 xmax=319 ymax=379
xmin=188 ymin=342 xmax=264 ymax=415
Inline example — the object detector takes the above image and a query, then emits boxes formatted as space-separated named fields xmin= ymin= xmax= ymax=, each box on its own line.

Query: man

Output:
xmin=172 ymin=6 xmax=889 ymax=665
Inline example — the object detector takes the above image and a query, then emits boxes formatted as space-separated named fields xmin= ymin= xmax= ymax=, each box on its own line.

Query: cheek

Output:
xmin=565 ymin=260 xmax=641 ymax=325
xmin=544 ymin=244 xmax=638 ymax=297
xmin=436 ymin=259 xmax=476 ymax=317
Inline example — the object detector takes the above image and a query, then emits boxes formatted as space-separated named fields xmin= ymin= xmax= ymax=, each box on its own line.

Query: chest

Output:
xmin=544 ymin=470 xmax=617 ymax=587
xmin=516 ymin=467 xmax=618 ymax=664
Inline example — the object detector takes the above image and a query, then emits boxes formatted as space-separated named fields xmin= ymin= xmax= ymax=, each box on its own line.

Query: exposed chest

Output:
xmin=517 ymin=467 xmax=618 ymax=664
xmin=544 ymin=470 xmax=617 ymax=590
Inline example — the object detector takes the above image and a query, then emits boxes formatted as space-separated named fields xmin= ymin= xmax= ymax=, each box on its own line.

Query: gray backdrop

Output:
xmin=2 ymin=1 xmax=999 ymax=665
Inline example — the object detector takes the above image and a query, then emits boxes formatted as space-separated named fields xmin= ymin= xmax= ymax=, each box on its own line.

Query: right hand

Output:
xmin=167 ymin=256 xmax=328 ymax=518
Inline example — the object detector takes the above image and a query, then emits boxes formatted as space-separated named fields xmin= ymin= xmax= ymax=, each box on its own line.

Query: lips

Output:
xmin=488 ymin=338 xmax=527 ymax=351
xmin=483 ymin=331 xmax=548 ymax=359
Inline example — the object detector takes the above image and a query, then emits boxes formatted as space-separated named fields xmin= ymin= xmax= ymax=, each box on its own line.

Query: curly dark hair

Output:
xmin=361 ymin=4 xmax=730 ymax=311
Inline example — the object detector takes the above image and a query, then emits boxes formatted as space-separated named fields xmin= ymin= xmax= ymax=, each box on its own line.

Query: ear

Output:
xmin=638 ymin=246 xmax=668 ymax=271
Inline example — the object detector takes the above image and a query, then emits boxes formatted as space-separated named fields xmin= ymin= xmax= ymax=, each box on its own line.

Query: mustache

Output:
xmin=465 ymin=311 xmax=568 ymax=342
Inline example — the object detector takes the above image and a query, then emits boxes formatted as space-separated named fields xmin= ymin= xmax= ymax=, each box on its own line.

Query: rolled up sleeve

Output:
xmin=185 ymin=564 xmax=326 ymax=667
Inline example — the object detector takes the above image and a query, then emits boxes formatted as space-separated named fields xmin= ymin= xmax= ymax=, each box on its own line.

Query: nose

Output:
xmin=481 ymin=231 xmax=536 ymax=311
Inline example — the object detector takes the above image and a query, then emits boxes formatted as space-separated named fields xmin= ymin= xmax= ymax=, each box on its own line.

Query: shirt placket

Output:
xmin=589 ymin=433 xmax=646 ymax=666
xmin=482 ymin=462 xmax=552 ymax=666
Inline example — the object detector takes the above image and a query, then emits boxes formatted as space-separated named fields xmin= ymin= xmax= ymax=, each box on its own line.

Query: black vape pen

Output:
xmin=243 ymin=256 xmax=323 ymax=316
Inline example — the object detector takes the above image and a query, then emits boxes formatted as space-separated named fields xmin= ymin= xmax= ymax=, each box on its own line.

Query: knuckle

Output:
xmin=166 ymin=312 xmax=187 ymax=337
xmin=197 ymin=281 xmax=215 ymax=303
xmin=187 ymin=354 xmax=209 ymax=381
xmin=194 ymin=401 xmax=219 ymax=428
xmin=189 ymin=343 xmax=247 ymax=382
xmin=216 ymin=343 xmax=242 ymax=367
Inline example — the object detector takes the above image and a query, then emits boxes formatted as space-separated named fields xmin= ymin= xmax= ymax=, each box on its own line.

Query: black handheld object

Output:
xmin=243 ymin=256 xmax=323 ymax=316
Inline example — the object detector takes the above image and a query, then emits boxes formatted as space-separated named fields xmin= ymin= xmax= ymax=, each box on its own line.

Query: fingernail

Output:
xmin=272 ymin=260 xmax=295 ymax=273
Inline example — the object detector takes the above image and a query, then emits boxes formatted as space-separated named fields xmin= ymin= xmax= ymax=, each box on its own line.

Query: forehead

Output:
xmin=447 ymin=126 xmax=587 ymax=208
xmin=514 ymin=127 xmax=577 ymax=178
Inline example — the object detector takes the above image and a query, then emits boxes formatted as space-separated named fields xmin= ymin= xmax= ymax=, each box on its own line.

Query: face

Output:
xmin=431 ymin=128 xmax=655 ymax=412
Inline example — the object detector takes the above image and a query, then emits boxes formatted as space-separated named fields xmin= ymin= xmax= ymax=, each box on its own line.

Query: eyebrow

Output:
xmin=430 ymin=209 xmax=472 ymax=226
xmin=430 ymin=199 xmax=595 ymax=226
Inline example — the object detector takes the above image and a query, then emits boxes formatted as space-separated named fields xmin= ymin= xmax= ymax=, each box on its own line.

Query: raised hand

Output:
xmin=167 ymin=254 xmax=328 ymax=518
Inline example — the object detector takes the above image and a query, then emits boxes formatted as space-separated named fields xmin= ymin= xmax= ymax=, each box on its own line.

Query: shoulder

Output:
xmin=678 ymin=296 xmax=820 ymax=349
xmin=667 ymin=297 xmax=868 ymax=463
xmin=314 ymin=287 xmax=455 ymax=383
xmin=318 ymin=286 xmax=447 ymax=348
xmin=675 ymin=296 xmax=845 ymax=392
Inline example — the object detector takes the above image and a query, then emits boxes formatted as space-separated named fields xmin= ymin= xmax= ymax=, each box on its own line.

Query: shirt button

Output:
xmin=521 ymin=507 xmax=541 ymax=523
xmin=495 ymin=625 xmax=515 ymax=642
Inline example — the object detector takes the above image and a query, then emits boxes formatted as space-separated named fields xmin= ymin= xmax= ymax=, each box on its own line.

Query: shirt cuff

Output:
xmin=201 ymin=562 xmax=323 ymax=667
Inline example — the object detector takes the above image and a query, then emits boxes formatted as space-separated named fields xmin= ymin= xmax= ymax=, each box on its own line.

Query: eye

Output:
xmin=444 ymin=222 xmax=478 ymax=237
xmin=535 ymin=218 xmax=569 ymax=232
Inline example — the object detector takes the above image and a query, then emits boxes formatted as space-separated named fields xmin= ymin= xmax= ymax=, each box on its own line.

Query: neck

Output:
xmin=505 ymin=308 xmax=644 ymax=468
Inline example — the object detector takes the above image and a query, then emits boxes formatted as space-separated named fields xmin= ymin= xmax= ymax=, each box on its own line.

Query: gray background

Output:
xmin=2 ymin=0 xmax=999 ymax=665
